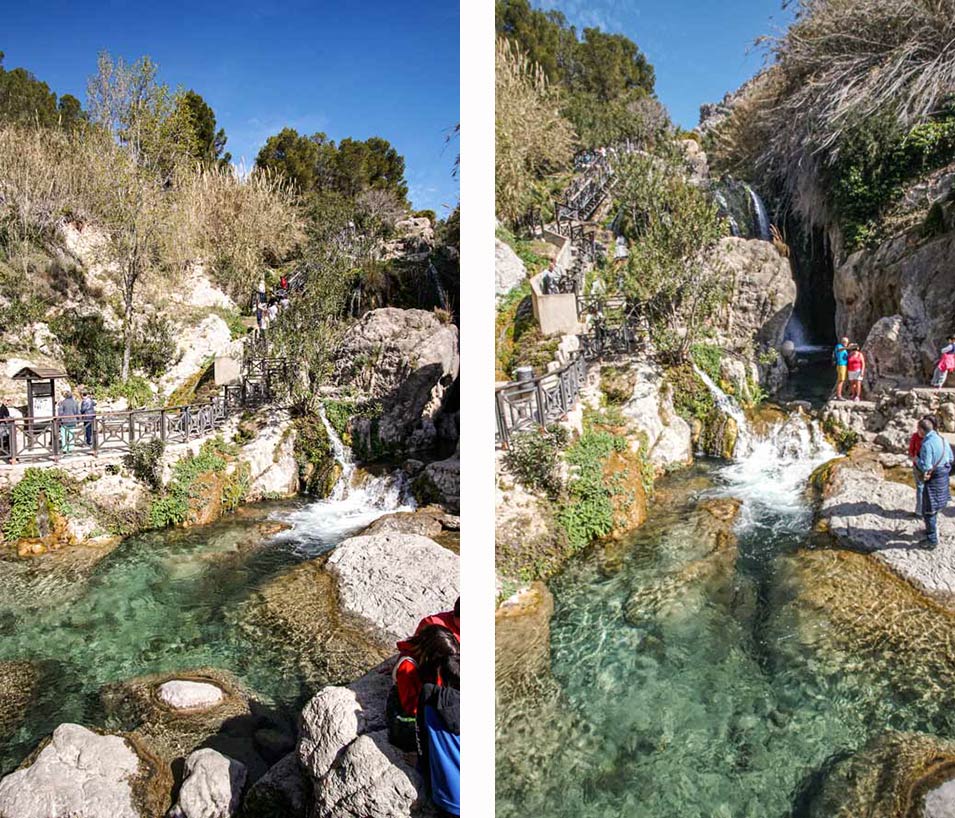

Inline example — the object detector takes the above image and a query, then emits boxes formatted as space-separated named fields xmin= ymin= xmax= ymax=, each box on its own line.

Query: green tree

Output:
xmin=56 ymin=94 xmax=85 ymax=130
xmin=178 ymin=90 xmax=230 ymax=165
xmin=573 ymin=28 xmax=654 ymax=102
xmin=255 ymin=127 xmax=321 ymax=191
xmin=612 ymin=150 xmax=730 ymax=360
xmin=0 ymin=52 xmax=58 ymax=127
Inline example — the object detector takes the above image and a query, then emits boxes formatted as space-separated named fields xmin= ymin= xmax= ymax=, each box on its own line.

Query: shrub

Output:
xmin=105 ymin=376 xmax=154 ymax=408
xmin=123 ymin=438 xmax=165 ymax=491
xmin=147 ymin=436 xmax=238 ymax=528
xmin=503 ymin=424 xmax=568 ymax=498
xmin=557 ymin=423 xmax=627 ymax=550
xmin=689 ymin=343 xmax=723 ymax=383
xmin=323 ymin=399 xmax=355 ymax=444
xmin=52 ymin=312 xmax=123 ymax=387
xmin=132 ymin=313 xmax=180 ymax=377
xmin=3 ymin=468 xmax=69 ymax=542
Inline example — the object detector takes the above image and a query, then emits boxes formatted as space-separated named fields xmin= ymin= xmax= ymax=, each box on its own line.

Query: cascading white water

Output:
xmin=692 ymin=363 xmax=839 ymax=534
xmin=277 ymin=406 xmax=416 ymax=555
xmin=745 ymin=183 xmax=771 ymax=241
xmin=714 ymin=190 xmax=741 ymax=237
xmin=692 ymin=364 xmax=752 ymax=456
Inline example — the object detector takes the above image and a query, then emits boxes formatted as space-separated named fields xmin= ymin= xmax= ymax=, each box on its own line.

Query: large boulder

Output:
xmin=620 ymin=362 xmax=693 ymax=471
xmin=238 ymin=752 xmax=309 ymax=818
xmin=333 ymin=308 xmax=459 ymax=454
xmin=169 ymin=748 xmax=247 ymax=818
xmin=816 ymin=458 xmax=955 ymax=605
xmin=238 ymin=413 xmax=299 ymax=501
xmin=298 ymin=662 xmax=424 ymax=818
xmin=862 ymin=314 xmax=921 ymax=390
xmin=712 ymin=236 xmax=796 ymax=352
xmin=158 ymin=313 xmax=233 ymax=399
xmin=413 ymin=452 xmax=460 ymax=513
xmin=495 ymin=238 xmax=527 ymax=296
xmin=327 ymin=532 xmax=459 ymax=643
xmin=0 ymin=723 xmax=171 ymax=818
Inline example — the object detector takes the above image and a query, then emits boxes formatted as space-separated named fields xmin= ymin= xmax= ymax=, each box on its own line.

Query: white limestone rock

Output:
xmin=157 ymin=680 xmax=225 ymax=710
xmin=239 ymin=413 xmax=299 ymax=501
xmin=924 ymin=777 xmax=955 ymax=818
xmin=160 ymin=314 xmax=233 ymax=399
xmin=620 ymin=362 xmax=693 ymax=471
xmin=495 ymin=238 xmax=527 ymax=296
xmin=168 ymin=748 xmax=246 ymax=818
xmin=327 ymin=533 xmax=459 ymax=643
xmin=0 ymin=724 xmax=143 ymax=818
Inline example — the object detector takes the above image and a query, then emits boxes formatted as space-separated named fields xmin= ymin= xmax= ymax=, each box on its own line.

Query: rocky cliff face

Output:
xmin=837 ymin=227 xmax=955 ymax=385
xmin=334 ymin=308 xmax=459 ymax=457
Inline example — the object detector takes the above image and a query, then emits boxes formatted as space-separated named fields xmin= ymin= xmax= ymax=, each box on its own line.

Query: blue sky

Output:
xmin=537 ymin=0 xmax=795 ymax=129
xmin=1 ymin=0 xmax=460 ymax=214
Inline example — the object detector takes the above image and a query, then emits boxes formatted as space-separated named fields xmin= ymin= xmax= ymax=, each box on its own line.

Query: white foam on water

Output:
xmin=274 ymin=405 xmax=416 ymax=555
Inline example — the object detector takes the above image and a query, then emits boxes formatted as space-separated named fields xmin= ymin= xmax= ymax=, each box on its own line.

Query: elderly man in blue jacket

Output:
xmin=915 ymin=416 xmax=953 ymax=547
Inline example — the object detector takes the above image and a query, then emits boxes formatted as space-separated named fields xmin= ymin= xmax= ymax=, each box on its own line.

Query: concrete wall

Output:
xmin=530 ymin=229 xmax=579 ymax=336
xmin=214 ymin=355 xmax=242 ymax=386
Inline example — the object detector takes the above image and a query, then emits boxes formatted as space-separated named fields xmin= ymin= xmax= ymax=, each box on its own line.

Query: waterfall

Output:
xmin=276 ymin=405 xmax=416 ymax=554
xmin=426 ymin=262 xmax=450 ymax=312
xmin=318 ymin=404 xmax=355 ymax=500
xmin=692 ymin=364 xmax=752 ymax=456
xmin=745 ymin=183 xmax=771 ymax=241
xmin=714 ymin=190 xmax=741 ymax=237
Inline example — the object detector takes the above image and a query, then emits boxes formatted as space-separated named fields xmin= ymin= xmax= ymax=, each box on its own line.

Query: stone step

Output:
xmin=824 ymin=399 xmax=877 ymax=412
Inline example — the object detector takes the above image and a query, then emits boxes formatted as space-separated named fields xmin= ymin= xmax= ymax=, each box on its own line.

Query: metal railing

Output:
xmin=495 ymin=355 xmax=587 ymax=448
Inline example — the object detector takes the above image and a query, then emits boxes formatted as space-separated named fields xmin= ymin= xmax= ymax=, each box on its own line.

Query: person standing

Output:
xmin=56 ymin=390 xmax=80 ymax=454
xmin=80 ymin=390 xmax=96 ymax=447
xmin=832 ymin=337 xmax=849 ymax=400
xmin=846 ymin=344 xmax=866 ymax=402
xmin=909 ymin=421 xmax=925 ymax=516
xmin=541 ymin=260 xmax=557 ymax=295
xmin=931 ymin=335 xmax=955 ymax=389
xmin=914 ymin=416 xmax=953 ymax=547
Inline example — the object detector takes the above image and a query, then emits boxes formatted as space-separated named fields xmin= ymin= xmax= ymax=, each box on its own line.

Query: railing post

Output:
xmin=8 ymin=420 xmax=17 ymax=465
xmin=128 ymin=411 xmax=135 ymax=448
xmin=160 ymin=409 xmax=167 ymax=442
xmin=52 ymin=417 xmax=60 ymax=461
xmin=535 ymin=381 xmax=546 ymax=429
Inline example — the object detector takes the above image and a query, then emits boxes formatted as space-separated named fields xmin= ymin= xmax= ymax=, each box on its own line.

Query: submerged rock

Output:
xmin=800 ymin=731 xmax=955 ymax=818
xmin=0 ymin=723 xmax=171 ymax=818
xmin=240 ymin=558 xmax=391 ymax=688
xmin=327 ymin=532 xmax=459 ymax=643
xmin=0 ymin=660 xmax=41 ymax=737
xmin=169 ymin=748 xmax=247 ymax=818
xmin=496 ymin=583 xmax=554 ymax=701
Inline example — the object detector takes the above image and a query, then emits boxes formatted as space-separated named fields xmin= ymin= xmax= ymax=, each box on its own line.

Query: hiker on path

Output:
xmin=541 ymin=260 xmax=557 ymax=295
xmin=80 ymin=391 xmax=96 ymax=447
xmin=914 ymin=416 xmax=953 ymax=547
xmin=847 ymin=344 xmax=866 ymax=401
xmin=416 ymin=652 xmax=460 ymax=818
xmin=56 ymin=391 xmax=80 ymax=454
xmin=931 ymin=335 xmax=955 ymax=389
xmin=832 ymin=337 xmax=849 ymax=400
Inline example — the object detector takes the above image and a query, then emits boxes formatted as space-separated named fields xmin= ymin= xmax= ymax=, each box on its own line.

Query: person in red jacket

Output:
xmin=388 ymin=624 xmax=459 ymax=750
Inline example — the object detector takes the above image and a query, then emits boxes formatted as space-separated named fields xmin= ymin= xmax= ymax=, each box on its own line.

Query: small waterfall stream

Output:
xmin=280 ymin=405 xmax=415 ymax=554
xmin=692 ymin=364 xmax=753 ymax=456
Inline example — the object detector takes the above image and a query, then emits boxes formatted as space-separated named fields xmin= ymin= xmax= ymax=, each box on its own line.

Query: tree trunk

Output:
xmin=121 ymin=276 xmax=135 ymax=381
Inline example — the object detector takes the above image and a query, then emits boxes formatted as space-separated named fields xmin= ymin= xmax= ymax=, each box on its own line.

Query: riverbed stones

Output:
xmin=297 ymin=660 xmax=423 ymax=818
xmin=238 ymin=752 xmax=309 ymax=818
xmin=168 ymin=748 xmax=247 ymax=818
xmin=327 ymin=532 xmax=459 ymax=643
xmin=0 ymin=660 xmax=41 ymax=736
xmin=0 ymin=723 xmax=171 ymax=818
xmin=157 ymin=679 xmax=225 ymax=710
xmin=496 ymin=583 xmax=554 ymax=700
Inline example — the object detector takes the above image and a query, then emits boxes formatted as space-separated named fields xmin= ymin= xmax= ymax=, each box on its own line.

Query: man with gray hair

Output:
xmin=56 ymin=390 xmax=80 ymax=455
xmin=914 ymin=415 xmax=953 ymax=547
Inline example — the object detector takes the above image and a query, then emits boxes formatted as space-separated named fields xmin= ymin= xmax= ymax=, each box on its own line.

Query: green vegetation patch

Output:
xmin=3 ymin=468 xmax=70 ymax=542
xmin=147 ymin=437 xmax=246 ymax=529
xmin=502 ymin=424 xmax=568 ymax=498
xmin=293 ymin=414 xmax=340 ymax=497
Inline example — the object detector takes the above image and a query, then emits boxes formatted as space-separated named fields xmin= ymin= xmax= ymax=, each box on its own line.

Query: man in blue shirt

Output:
xmin=832 ymin=336 xmax=849 ymax=400
xmin=915 ymin=416 xmax=953 ymax=547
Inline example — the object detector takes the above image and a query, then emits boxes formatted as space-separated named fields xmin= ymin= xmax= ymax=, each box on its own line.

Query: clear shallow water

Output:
xmin=0 ymin=469 xmax=411 ymax=775
xmin=496 ymin=417 xmax=955 ymax=818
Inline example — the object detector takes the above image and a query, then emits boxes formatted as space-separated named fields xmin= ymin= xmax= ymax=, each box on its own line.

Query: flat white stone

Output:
xmin=157 ymin=680 xmax=224 ymax=710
